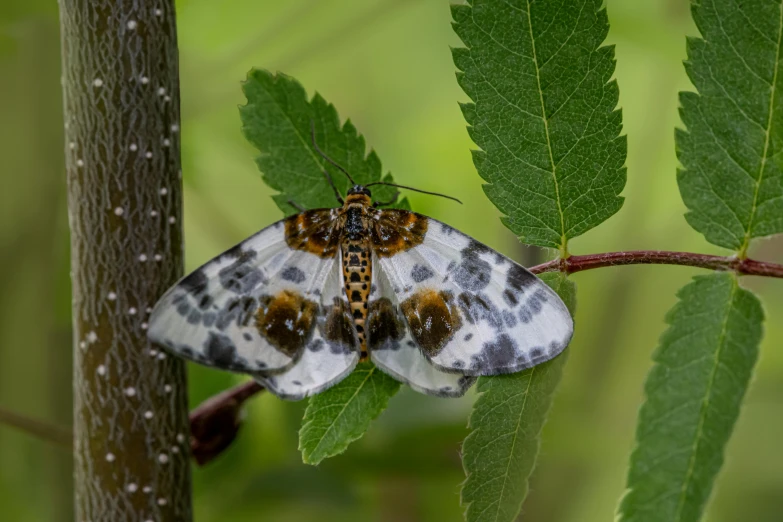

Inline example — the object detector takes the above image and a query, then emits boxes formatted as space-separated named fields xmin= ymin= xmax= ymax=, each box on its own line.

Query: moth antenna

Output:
xmin=310 ymin=120 xmax=355 ymax=185
xmin=364 ymin=181 xmax=463 ymax=204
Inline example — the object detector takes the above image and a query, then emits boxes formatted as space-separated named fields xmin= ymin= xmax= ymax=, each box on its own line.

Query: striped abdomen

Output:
xmin=341 ymin=239 xmax=372 ymax=359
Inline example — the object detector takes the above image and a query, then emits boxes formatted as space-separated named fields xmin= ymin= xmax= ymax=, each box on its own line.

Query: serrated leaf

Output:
xmin=677 ymin=0 xmax=783 ymax=252
xmin=451 ymin=0 xmax=626 ymax=251
xmin=240 ymin=69 xmax=405 ymax=214
xmin=299 ymin=362 xmax=401 ymax=465
xmin=461 ymin=272 xmax=575 ymax=522
xmin=618 ymin=273 xmax=764 ymax=522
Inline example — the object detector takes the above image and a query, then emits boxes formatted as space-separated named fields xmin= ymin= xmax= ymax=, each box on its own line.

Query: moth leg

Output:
xmin=287 ymin=199 xmax=306 ymax=212
xmin=373 ymin=191 xmax=400 ymax=208
xmin=321 ymin=168 xmax=344 ymax=204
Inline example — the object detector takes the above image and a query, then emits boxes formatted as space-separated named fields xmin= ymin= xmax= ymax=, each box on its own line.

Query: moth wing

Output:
xmin=367 ymin=253 xmax=476 ymax=398
xmin=148 ymin=209 xmax=342 ymax=376
xmin=255 ymin=258 xmax=360 ymax=400
xmin=373 ymin=211 xmax=573 ymax=376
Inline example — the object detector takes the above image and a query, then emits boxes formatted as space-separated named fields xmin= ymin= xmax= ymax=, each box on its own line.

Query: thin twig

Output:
xmin=529 ymin=250 xmax=783 ymax=278
xmin=0 ymin=406 xmax=72 ymax=448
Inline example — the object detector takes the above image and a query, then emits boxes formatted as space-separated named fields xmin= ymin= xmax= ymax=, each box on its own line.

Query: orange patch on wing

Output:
xmin=371 ymin=209 xmax=428 ymax=257
xmin=285 ymin=209 xmax=340 ymax=257
xmin=256 ymin=290 xmax=318 ymax=357
xmin=400 ymin=289 xmax=462 ymax=357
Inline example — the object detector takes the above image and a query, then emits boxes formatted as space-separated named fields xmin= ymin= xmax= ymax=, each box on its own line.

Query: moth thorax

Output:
xmin=341 ymin=238 xmax=372 ymax=359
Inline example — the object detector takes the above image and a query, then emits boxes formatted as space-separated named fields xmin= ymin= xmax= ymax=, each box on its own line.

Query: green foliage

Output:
xmin=299 ymin=362 xmax=400 ymax=465
xmin=461 ymin=272 xmax=576 ymax=522
xmin=240 ymin=69 xmax=404 ymax=215
xmin=451 ymin=0 xmax=626 ymax=252
xmin=618 ymin=273 xmax=763 ymax=522
xmin=677 ymin=0 xmax=783 ymax=253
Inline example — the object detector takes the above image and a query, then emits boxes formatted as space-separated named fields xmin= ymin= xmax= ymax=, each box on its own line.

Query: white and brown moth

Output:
xmin=148 ymin=167 xmax=573 ymax=400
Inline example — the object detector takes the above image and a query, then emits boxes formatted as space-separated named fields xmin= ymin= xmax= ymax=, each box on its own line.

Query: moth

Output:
xmin=148 ymin=141 xmax=574 ymax=400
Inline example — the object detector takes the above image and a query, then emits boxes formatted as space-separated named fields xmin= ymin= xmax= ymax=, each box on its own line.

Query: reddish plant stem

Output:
xmin=189 ymin=381 xmax=263 ymax=466
xmin=529 ymin=250 xmax=783 ymax=278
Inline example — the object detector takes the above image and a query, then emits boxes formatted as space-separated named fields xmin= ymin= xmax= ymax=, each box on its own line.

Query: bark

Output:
xmin=59 ymin=1 xmax=192 ymax=520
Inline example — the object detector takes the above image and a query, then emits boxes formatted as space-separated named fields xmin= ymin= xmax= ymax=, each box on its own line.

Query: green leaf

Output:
xmin=677 ymin=0 xmax=783 ymax=253
xmin=299 ymin=362 xmax=401 ymax=465
xmin=240 ymin=69 xmax=405 ymax=215
xmin=451 ymin=0 xmax=626 ymax=252
xmin=618 ymin=273 xmax=764 ymax=522
xmin=461 ymin=272 xmax=575 ymax=522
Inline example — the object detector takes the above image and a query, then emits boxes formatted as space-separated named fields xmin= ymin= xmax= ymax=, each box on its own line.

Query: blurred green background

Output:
xmin=1 ymin=0 xmax=781 ymax=521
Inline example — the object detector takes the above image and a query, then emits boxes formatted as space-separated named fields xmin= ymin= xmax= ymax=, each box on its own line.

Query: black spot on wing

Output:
xmin=308 ymin=338 xmax=325 ymax=352
xmin=452 ymin=243 xmax=492 ymax=292
xmin=518 ymin=289 xmax=549 ymax=324
xmin=215 ymin=296 xmax=258 ymax=330
xmin=502 ymin=310 xmax=518 ymax=328
xmin=219 ymin=256 xmax=265 ymax=294
xmin=410 ymin=264 xmax=434 ymax=283
xmin=457 ymin=293 xmax=503 ymax=330
xmin=180 ymin=269 xmax=208 ymax=296
xmin=281 ymin=266 xmax=306 ymax=284
xmin=471 ymin=334 xmax=519 ymax=372
xmin=204 ymin=332 xmax=238 ymax=367
xmin=505 ymin=263 xmax=537 ymax=296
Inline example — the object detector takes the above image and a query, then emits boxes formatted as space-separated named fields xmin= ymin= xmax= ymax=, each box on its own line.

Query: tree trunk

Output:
xmin=59 ymin=1 xmax=192 ymax=520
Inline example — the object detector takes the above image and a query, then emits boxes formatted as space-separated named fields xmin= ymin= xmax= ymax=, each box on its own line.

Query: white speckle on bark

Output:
xmin=157 ymin=87 xmax=166 ymax=96
xmin=154 ymin=8 xmax=162 ymax=16
xmin=150 ymin=209 xmax=158 ymax=217
xmin=107 ymin=291 xmax=117 ymax=301
xmin=162 ymin=138 xmax=170 ymax=147
xmin=176 ymin=433 xmax=185 ymax=444
xmin=139 ymin=254 xmax=148 ymax=262
xmin=168 ymin=216 xmax=176 ymax=224
xmin=157 ymin=498 xmax=168 ymax=506
xmin=124 ymin=387 xmax=136 ymax=397
xmin=86 ymin=331 xmax=98 ymax=343
xmin=140 ymin=76 xmax=149 ymax=84
xmin=160 ymin=187 xmax=168 ymax=195
xmin=128 ymin=307 xmax=137 ymax=315
xmin=154 ymin=254 xmax=162 ymax=262
xmin=76 ymin=159 xmax=84 ymax=167
xmin=114 ymin=207 xmax=125 ymax=216
xmin=144 ymin=410 xmax=154 ymax=419
xmin=171 ymin=446 xmax=180 ymax=454
xmin=163 ymin=384 xmax=172 ymax=393
xmin=92 ymin=78 xmax=103 ymax=87
xmin=105 ymin=453 xmax=115 ymax=462
xmin=170 ymin=124 xmax=179 ymax=133
xmin=127 ymin=483 xmax=138 ymax=493
xmin=157 ymin=352 xmax=166 ymax=360
xmin=142 ymin=486 xmax=152 ymax=494
xmin=141 ymin=322 xmax=148 ymax=330
xmin=129 ymin=143 xmax=138 ymax=152
xmin=158 ymin=453 xmax=169 ymax=464
xmin=69 ymin=142 xmax=77 ymax=149
xmin=96 ymin=365 xmax=106 ymax=376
